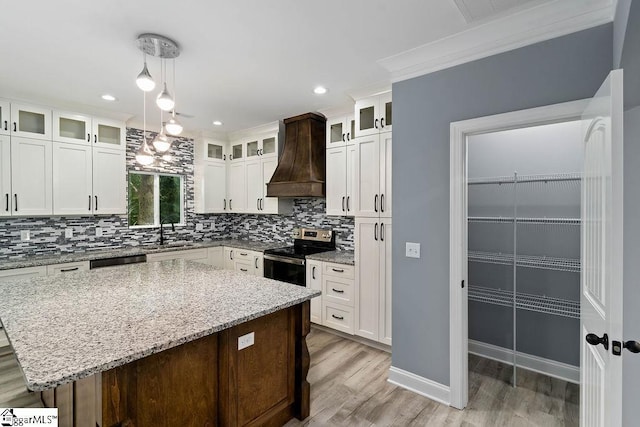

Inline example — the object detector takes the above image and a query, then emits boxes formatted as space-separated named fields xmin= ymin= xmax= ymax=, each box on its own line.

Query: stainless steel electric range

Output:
xmin=263 ymin=228 xmax=335 ymax=286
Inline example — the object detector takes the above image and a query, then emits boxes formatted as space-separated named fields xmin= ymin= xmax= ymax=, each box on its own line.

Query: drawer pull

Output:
xmin=331 ymin=314 xmax=344 ymax=320
xmin=240 ymin=252 xmax=248 ymax=256
xmin=240 ymin=268 xmax=248 ymax=272
xmin=331 ymin=268 xmax=344 ymax=273
xmin=60 ymin=267 xmax=79 ymax=272
xmin=331 ymin=288 xmax=345 ymax=293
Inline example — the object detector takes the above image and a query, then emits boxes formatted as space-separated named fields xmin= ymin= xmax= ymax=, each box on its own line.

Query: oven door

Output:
xmin=263 ymin=254 xmax=306 ymax=286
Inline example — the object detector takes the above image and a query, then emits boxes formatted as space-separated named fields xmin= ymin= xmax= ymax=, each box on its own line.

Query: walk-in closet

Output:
xmin=467 ymin=120 xmax=582 ymax=385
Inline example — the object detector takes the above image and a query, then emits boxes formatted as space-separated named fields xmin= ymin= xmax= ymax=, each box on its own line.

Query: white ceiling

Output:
xmin=0 ymin=0 xmax=608 ymax=137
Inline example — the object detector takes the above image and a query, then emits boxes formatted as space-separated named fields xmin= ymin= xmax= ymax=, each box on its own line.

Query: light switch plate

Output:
xmin=406 ymin=242 xmax=421 ymax=258
xmin=65 ymin=228 xmax=73 ymax=238
xmin=195 ymin=223 xmax=204 ymax=231
xmin=95 ymin=227 xmax=103 ymax=237
xmin=20 ymin=230 xmax=30 ymax=241
xmin=238 ymin=332 xmax=255 ymax=350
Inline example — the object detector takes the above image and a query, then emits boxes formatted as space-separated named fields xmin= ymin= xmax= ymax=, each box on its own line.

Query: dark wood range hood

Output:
xmin=266 ymin=112 xmax=327 ymax=198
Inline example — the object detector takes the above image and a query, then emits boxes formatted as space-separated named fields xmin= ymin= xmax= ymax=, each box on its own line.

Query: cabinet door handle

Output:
xmin=374 ymin=194 xmax=378 ymax=212
xmin=230 ymin=250 xmax=234 ymax=260
xmin=332 ymin=314 xmax=344 ymax=320
xmin=229 ymin=199 xmax=232 ymax=210
xmin=87 ymin=133 xmax=91 ymax=142
xmin=381 ymin=194 xmax=385 ymax=213
xmin=342 ymin=133 xmax=346 ymax=142
xmin=3 ymin=120 xmax=7 ymax=131
xmin=88 ymin=195 xmax=92 ymax=211
xmin=230 ymin=154 xmax=233 ymax=160
xmin=13 ymin=122 xmax=17 ymax=132
xmin=381 ymin=117 xmax=385 ymax=128
xmin=5 ymin=194 xmax=8 ymax=212
xmin=14 ymin=194 xmax=17 ymax=212
xmin=260 ymin=198 xmax=264 ymax=210
xmin=94 ymin=134 xmax=97 ymax=143
xmin=240 ymin=252 xmax=248 ymax=256
xmin=374 ymin=118 xmax=379 ymax=129
xmin=255 ymin=257 xmax=258 ymax=269
xmin=95 ymin=196 xmax=98 ymax=211
xmin=224 ymin=199 xmax=227 ymax=210
xmin=374 ymin=222 xmax=378 ymax=241
xmin=60 ymin=267 xmax=79 ymax=272
xmin=381 ymin=223 xmax=385 ymax=241
xmin=346 ymin=196 xmax=350 ymax=212
xmin=312 ymin=266 xmax=316 ymax=280
xmin=223 ymin=154 xmax=226 ymax=160
xmin=257 ymin=198 xmax=260 ymax=210
xmin=331 ymin=268 xmax=344 ymax=273
xmin=342 ymin=196 xmax=345 ymax=212
xmin=332 ymin=288 xmax=345 ymax=293
xmin=346 ymin=132 xmax=350 ymax=141
xmin=240 ymin=268 xmax=248 ymax=272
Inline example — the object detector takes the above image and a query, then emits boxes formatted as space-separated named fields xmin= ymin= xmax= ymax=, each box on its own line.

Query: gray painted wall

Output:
xmin=391 ymin=24 xmax=612 ymax=386
xmin=614 ymin=0 xmax=632 ymax=68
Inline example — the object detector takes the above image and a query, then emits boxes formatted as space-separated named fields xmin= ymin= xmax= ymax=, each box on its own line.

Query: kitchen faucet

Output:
xmin=159 ymin=219 xmax=175 ymax=245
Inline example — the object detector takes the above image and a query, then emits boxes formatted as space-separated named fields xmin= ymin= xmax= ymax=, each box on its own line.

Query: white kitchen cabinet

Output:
xmin=245 ymin=158 xmax=262 ymax=213
xmin=46 ymin=261 xmax=90 ymax=275
xmin=206 ymin=247 xmax=224 ymax=268
xmin=306 ymin=260 xmax=323 ymax=324
xmin=253 ymin=252 xmax=263 ymax=276
xmin=245 ymin=135 xmax=279 ymax=160
xmin=92 ymin=118 xmax=125 ymax=151
xmin=194 ymin=140 xmax=228 ymax=214
xmin=228 ymin=162 xmax=246 ymax=213
xmin=52 ymin=142 xmax=93 ymax=215
xmin=353 ymin=133 xmax=392 ymax=218
xmin=229 ymin=142 xmax=244 ymax=163
xmin=10 ymin=103 xmax=52 ymax=140
xmin=0 ymin=266 xmax=47 ymax=282
xmin=92 ymin=147 xmax=126 ymax=215
xmin=355 ymin=217 xmax=392 ymax=345
xmin=53 ymin=112 xmax=92 ymax=145
xmin=354 ymin=92 xmax=392 ymax=138
xmin=0 ymin=99 xmax=10 ymax=136
xmin=245 ymin=155 xmax=292 ymax=215
xmin=10 ymin=136 xmax=52 ymax=216
xmin=224 ymin=247 xmax=235 ymax=270
xmin=146 ymin=248 xmax=209 ymax=263
xmin=326 ymin=143 xmax=356 ymax=217
xmin=0 ymin=135 xmax=10 ymax=217
xmin=234 ymin=259 xmax=253 ymax=274
xmin=321 ymin=262 xmax=355 ymax=335
xmin=326 ymin=115 xmax=355 ymax=148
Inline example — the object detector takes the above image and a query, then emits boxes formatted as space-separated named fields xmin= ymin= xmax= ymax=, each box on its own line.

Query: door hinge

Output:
xmin=612 ymin=340 xmax=622 ymax=356
xmin=461 ymin=280 xmax=465 ymax=289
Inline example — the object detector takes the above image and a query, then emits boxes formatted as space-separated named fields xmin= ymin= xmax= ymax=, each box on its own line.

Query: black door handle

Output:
xmin=381 ymin=194 xmax=385 ymax=213
xmin=5 ymin=194 xmax=8 ymax=212
xmin=624 ymin=340 xmax=640 ymax=353
xmin=346 ymin=196 xmax=350 ymax=212
xmin=374 ymin=118 xmax=379 ymax=129
xmin=89 ymin=195 xmax=92 ymax=211
xmin=374 ymin=194 xmax=378 ymax=212
xmin=381 ymin=223 xmax=385 ymax=241
xmin=94 ymin=134 xmax=97 ymax=143
xmin=374 ymin=223 xmax=378 ymax=241
xmin=586 ymin=333 xmax=609 ymax=350
xmin=342 ymin=196 xmax=345 ymax=212
xmin=3 ymin=120 xmax=7 ymax=131
xmin=312 ymin=266 xmax=316 ymax=280
xmin=13 ymin=122 xmax=16 ymax=132
xmin=95 ymin=195 xmax=98 ymax=211
xmin=381 ymin=117 xmax=385 ymax=128
xmin=87 ymin=133 xmax=91 ymax=142
xmin=14 ymin=194 xmax=17 ymax=212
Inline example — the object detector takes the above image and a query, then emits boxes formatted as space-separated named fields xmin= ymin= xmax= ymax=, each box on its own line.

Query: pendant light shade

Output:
xmin=156 ymin=82 xmax=175 ymax=111
xmin=135 ymin=138 xmax=155 ymax=165
xmin=165 ymin=113 xmax=183 ymax=136
xmin=152 ymin=128 xmax=172 ymax=153
xmin=136 ymin=62 xmax=155 ymax=92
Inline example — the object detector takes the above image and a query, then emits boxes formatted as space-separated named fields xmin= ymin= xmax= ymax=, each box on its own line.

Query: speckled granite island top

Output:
xmin=0 ymin=239 xmax=285 ymax=270
xmin=0 ymin=260 xmax=320 ymax=391
xmin=306 ymin=250 xmax=355 ymax=265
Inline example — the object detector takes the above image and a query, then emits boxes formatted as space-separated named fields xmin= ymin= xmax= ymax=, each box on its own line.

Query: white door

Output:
xmin=11 ymin=103 xmax=52 ymax=140
xmin=203 ymin=162 xmax=226 ymax=213
xmin=228 ymin=162 xmax=246 ymax=213
xmin=261 ymin=157 xmax=278 ymax=213
xmin=53 ymin=112 xmax=92 ymax=145
xmin=326 ymin=146 xmax=346 ymax=216
xmin=0 ymin=100 xmax=11 ymax=136
xmin=10 ymin=137 xmax=52 ymax=215
xmin=379 ymin=133 xmax=392 ymax=218
xmin=92 ymin=148 xmax=126 ymax=215
xmin=52 ymin=142 xmax=93 ymax=215
xmin=354 ymin=135 xmax=380 ymax=217
xmin=345 ymin=143 xmax=356 ymax=216
xmin=379 ymin=220 xmax=392 ymax=346
xmin=306 ymin=260 xmax=323 ymax=324
xmin=245 ymin=159 xmax=262 ymax=213
xmin=0 ymin=135 xmax=11 ymax=216
xmin=92 ymin=118 xmax=125 ymax=151
xmin=355 ymin=217 xmax=380 ymax=341
xmin=580 ymin=70 xmax=623 ymax=427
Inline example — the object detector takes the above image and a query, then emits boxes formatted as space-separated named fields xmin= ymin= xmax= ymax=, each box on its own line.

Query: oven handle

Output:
xmin=263 ymin=254 xmax=306 ymax=266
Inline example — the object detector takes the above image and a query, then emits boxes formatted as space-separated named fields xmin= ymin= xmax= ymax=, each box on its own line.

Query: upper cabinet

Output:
xmin=326 ymin=115 xmax=355 ymax=148
xmin=93 ymin=118 xmax=125 ymax=150
xmin=229 ymin=142 xmax=244 ymax=162
xmin=54 ymin=112 xmax=92 ymax=145
xmin=10 ymin=136 xmax=52 ymax=216
xmin=194 ymin=139 xmax=228 ymax=214
xmin=0 ymin=100 xmax=10 ymax=136
xmin=10 ymin=103 xmax=52 ymax=140
xmin=0 ymin=135 xmax=11 ymax=216
xmin=354 ymin=92 xmax=392 ymax=138
xmin=353 ymin=133 xmax=392 ymax=218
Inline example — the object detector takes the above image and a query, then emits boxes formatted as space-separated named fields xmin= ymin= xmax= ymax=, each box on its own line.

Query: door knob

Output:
xmin=624 ymin=340 xmax=640 ymax=353
xmin=586 ymin=333 xmax=609 ymax=350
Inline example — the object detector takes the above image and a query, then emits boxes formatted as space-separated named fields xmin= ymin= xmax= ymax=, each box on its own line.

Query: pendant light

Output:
xmin=152 ymin=109 xmax=172 ymax=153
xmin=135 ymin=91 xmax=155 ymax=166
xmin=165 ymin=59 xmax=183 ymax=136
xmin=136 ymin=53 xmax=155 ymax=92
xmin=156 ymin=59 xmax=175 ymax=111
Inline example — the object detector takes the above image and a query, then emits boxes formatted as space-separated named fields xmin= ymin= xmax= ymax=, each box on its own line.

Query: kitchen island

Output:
xmin=0 ymin=259 xmax=319 ymax=426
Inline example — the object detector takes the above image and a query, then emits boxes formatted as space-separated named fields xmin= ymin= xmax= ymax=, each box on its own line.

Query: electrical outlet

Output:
xmin=406 ymin=242 xmax=421 ymax=258
xmin=210 ymin=221 xmax=215 ymax=230
xmin=238 ymin=332 xmax=255 ymax=350
xmin=195 ymin=223 xmax=204 ymax=231
xmin=65 ymin=228 xmax=73 ymax=239
xmin=95 ymin=227 xmax=103 ymax=237
xmin=20 ymin=230 xmax=30 ymax=241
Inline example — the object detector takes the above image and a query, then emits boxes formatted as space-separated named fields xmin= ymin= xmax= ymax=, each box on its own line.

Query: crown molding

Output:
xmin=378 ymin=0 xmax=614 ymax=83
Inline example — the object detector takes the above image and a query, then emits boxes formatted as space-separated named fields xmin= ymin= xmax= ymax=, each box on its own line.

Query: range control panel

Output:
xmin=292 ymin=228 xmax=333 ymax=243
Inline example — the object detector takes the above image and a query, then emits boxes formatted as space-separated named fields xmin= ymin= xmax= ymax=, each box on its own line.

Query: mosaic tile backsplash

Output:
xmin=0 ymin=128 xmax=354 ymax=261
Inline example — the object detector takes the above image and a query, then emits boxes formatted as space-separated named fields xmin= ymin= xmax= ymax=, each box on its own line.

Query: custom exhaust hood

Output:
xmin=266 ymin=112 xmax=326 ymax=198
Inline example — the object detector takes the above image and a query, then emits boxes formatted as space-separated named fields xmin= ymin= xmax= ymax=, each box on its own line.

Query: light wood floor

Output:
xmin=0 ymin=327 xmax=578 ymax=426
xmin=285 ymin=327 xmax=579 ymax=427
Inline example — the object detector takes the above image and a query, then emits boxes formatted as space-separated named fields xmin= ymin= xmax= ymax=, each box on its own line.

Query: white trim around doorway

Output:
xmin=448 ymin=99 xmax=589 ymax=410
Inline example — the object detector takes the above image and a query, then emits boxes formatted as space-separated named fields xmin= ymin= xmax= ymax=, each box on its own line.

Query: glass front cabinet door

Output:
xmin=92 ymin=118 xmax=125 ymax=150
xmin=354 ymin=93 xmax=392 ymax=138
xmin=326 ymin=115 xmax=355 ymax=147
xmin=10 ymin=103 xmax=52 ymax=140
xmin=53 ymin=112 xmax=92 ymax=145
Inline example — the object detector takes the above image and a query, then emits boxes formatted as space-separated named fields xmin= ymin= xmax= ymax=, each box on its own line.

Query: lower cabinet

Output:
xmin=0 ymin=265 xmax=47 ymax=282
xmin=146 ymin=248 xmax=209 ymax=263
xmin=355 ymin=217 xmax=392 ymax=345
xmin=206 ymin=246 xmax=224 ymax=268
xmin=46 ymin=261 xmax=90 ymax=275
xmin=306 ymin=260 xmax=323 ymax=324
xmin=223 ymin=247 xmax=263 ymax=276
xmin=305 ymin=260 xmax=355 ymax=334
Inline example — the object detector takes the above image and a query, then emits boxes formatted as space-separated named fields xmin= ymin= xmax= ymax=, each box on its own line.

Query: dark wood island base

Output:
xmin=43 ymin=301 xmax=311 ymax=427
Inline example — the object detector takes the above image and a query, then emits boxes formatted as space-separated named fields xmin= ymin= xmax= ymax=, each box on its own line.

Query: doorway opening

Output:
xmin=449 ymin=99 xmax=588 ymax=410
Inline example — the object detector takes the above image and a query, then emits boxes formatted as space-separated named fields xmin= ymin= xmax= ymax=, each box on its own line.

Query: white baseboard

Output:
xmin=468 ymin=339 xmax=579 ymax=384
xmin=388 ymin=366 xmax=451 ymax=406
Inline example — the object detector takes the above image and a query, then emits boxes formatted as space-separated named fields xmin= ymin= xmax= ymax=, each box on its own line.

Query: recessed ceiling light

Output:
xmin=213 ymin=120 xmax=223 ymax=126
xmin=313 ymin=86 xmax=327 ymax=95
xmin=101 ymin=94 xmax=117 ymax=101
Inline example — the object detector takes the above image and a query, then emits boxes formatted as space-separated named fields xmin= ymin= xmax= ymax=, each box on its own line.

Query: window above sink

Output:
xmin=128 ymin=172 xmax=184 ymax=228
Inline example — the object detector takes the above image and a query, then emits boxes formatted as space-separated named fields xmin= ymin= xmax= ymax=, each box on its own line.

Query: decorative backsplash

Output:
xmin=0 ymin=128 xmax=354 ymax=261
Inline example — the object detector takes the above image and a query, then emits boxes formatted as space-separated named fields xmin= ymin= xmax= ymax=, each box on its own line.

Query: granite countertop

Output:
xmin=0 ymin=260 xmax=319 ymax=391
xmin=306 ymin=250 xmax=355 ymax=265
xmin=0 ymin=239 xmax=286 ymax=271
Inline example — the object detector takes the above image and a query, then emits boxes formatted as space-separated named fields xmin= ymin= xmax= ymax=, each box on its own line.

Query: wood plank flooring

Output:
xmin=0 ymin=326 xmax=578 ymax=426
xmin=285 ymin=327 xmax=579 ymax=426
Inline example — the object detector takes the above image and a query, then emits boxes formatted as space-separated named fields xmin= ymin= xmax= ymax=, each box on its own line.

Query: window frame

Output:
xmin=128 ymin=171 xmax=185 ymax=229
